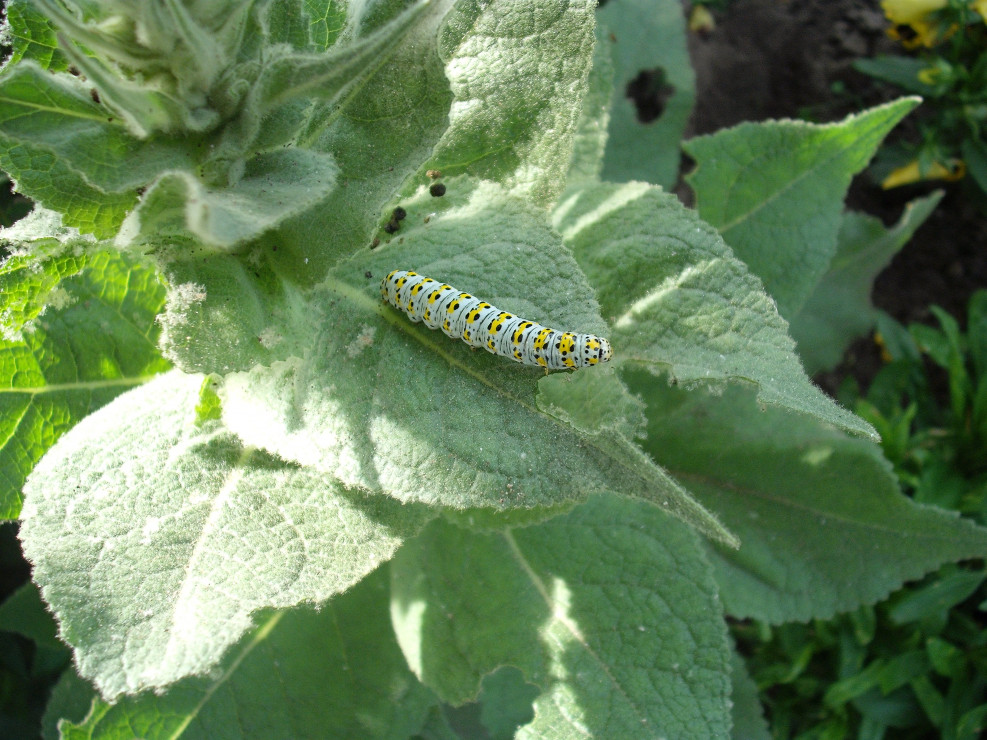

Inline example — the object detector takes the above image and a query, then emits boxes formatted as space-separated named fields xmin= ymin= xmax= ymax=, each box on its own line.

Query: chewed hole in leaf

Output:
xmin=626 ymin=67 xmax=675 ymax=124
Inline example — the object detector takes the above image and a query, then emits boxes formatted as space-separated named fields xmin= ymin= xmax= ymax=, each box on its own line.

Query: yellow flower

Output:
xmin=881 ymin=158 xmax=966 ymax=188
xmin=882 ymin=0 xmax=948 ymax=46
xmin=882 ymin=0 xmax=947 ymax=26
xmin=874 ymin=332 xmax=894 ymax=364
xmin=688 ymin=6 xmax=715 ymax=34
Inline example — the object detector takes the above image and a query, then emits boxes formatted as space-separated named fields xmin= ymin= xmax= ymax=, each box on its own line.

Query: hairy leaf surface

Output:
xmin=19 ymin=371 xmax=432 ymax=697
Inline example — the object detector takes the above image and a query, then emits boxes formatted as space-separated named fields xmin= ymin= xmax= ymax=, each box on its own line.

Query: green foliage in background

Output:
xmin=860 ymin=291 xmax=987 ymax=512
xmin=735 ymin=290 xmax=987 ymax=739
xmin=0 ymin=1 xmax=984 ymax=738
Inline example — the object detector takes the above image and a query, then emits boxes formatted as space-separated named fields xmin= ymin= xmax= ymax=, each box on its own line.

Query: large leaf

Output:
xmin=683 ymin=98 xmax=920 ymax=318
xmin=48 ymin=571 xmax=439 ymax=739
xmin=391 ymin=495 xmax=732 ymax=738
xmin=596 ymin=0 xmax=695 ymax=189
xmin=220 ymin=181 xmax=735 ymax=546
xmin=427 ymin=0 xmax=597 ymax=206
xmin=553 ymin=180 xmax=876 ymax=439
xmin=18 ymin=371 xmax=433 ymax=697
xmin=0 ymin=244 xmax=169 ymax=519
xmin=631 ymin=372 xmax=987 ymax=623
xmin=790 ymin=192 xmax=942 ymax=374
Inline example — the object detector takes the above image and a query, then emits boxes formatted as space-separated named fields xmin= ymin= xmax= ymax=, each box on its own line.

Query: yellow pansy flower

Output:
xmin=881 ymin=158 xmax=966 ymax=188
xmin=882 ymin=0 xmax=948 ymax=47
xmin=688 ymin=5 xmax=715 ymax=34
xmin=882 ymin=0 xmax=947 ymax=26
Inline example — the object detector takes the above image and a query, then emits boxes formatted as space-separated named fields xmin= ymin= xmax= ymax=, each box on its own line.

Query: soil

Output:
xmin=682 ymin=0 xmax=987 ymax=393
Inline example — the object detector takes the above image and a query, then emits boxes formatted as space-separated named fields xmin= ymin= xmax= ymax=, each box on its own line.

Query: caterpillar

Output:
xmin=380 ymin=270 xmax=613 ymax=370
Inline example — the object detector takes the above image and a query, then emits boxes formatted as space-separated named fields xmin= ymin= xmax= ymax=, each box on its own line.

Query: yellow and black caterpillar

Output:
xmin=381 ymin=270 xmax=613 ymax=370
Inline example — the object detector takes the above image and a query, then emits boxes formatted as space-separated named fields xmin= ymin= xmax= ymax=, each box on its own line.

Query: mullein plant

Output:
xmin=5 ymin=2 xmax=987 ymax=736
xmin=858 ymin=0 xmax=987 ymax=198
xmin=28 ymin=0 xmax=253 ymax=137
xmin=2 ymin=0 xmax=434 ymax=251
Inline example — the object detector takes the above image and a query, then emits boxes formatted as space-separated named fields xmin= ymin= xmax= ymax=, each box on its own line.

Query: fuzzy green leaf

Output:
xmin=0 ymin=133 xmax=138 ymax=238
xmin=207 ymin=0 xmax=444 ymax=165
xmin=730 ymin=648 xmax=771 ymax=740
xmin=252 ymin=0 xmax=455 ymax=278
xmin=596 ymin=0 xmax=694 ymax=189
xmin=251 ymin=2 xmax=435 ymax=118
xmin=553 ymin=180 xmax=877 ymax=439
xmin=219 ymin=182 xmax=735 ymax=546
xmin=117 ymin=149 xmax=338 ymax=249
xmin=19 ymin=371 xmax=433 ymax=697
xmin=0 ymin=63 xmax=195 ymax=191
xmin=155 ymin=252 xmax=314 ymax=373
xmin=565 ymin=32 xmax=614 ymax=186
xmin=0 ymin=581 xmax=64 ymax=652
xmin=536 ymin=365 xmax=647 ymax=440
xmin=684 ymin=98 xmax=920 ymax=318
xmin=391 ymin=495 xmax=732 ymax=738
xmin=427 ymin=0 xmax=597 ymax=205
xmin=151 ymin=0 xmax=456 ymax=371
xmin=2 ymin=0 xmax=68 ymax=71
xmin=632 ymin=373 xmax=987 ymax=623
xmin=0 ymin=245 xmax=169 ymax=519
xmin=790 ymin=192 xmax=943 ymax=373
xmin=49 ymin=571 xmax=438 ymax=739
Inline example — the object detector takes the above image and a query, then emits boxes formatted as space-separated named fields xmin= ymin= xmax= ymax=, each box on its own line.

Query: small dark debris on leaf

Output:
xmin=429 ymin=183 xmax=446 ymax=197
xmin=365 ymin=270 xmax=373 ymax=279
xmin=426 ymin=169 xmax=442 ymax=179
xmin=384 ymin=219 xmax=400 ymax=234
xmin=392 ymin=206 xmax=407 ymax=221
xmin=370 ymin=237 xmax=381 ymax=249
xmin=90 ymin=88 xmax=100 ymax=104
